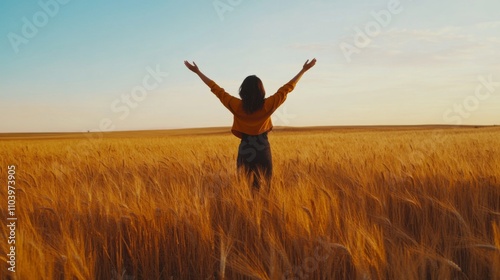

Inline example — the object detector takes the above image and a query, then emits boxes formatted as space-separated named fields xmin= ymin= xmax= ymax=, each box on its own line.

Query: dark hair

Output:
xmin=239 ymin=75 xmax=265 ymax=114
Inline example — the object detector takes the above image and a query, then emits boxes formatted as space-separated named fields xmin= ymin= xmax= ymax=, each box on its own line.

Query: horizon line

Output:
xmin=1 ymin=124 xmax=499 ymax=136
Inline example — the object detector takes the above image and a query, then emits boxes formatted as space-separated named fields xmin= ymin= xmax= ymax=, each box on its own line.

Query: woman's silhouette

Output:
xmin=184 ymin=59 xmax=316 ymax=190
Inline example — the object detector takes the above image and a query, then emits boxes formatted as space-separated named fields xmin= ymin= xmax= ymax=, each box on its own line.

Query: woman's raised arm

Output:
xmin=184 ymin=60 xmax=239 ymax=113
xmin=264 ymin=58 xmax=317 ymax=112
xmin=184 ymin=60 xmax=213 ymax=87
xmin=288 ymin=58 xmax=317 ymax=86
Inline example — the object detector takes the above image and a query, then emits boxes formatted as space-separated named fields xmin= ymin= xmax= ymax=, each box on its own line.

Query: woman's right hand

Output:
xmin=184 ymin=60 xmax=200 ymax=73
xmin=302 ymin=58 xmax=317 ymax=71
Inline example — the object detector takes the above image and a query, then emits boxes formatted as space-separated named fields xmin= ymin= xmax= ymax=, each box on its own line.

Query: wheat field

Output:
xmin=0 ymin=126 xmax=499 ymax=280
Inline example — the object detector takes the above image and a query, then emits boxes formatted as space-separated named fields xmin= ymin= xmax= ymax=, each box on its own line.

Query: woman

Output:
xmin=184 ymin=58 xmax=316 ymax=189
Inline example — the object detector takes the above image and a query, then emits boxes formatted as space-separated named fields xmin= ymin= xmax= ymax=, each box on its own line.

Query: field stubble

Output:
xmin=0 ymin=127 xmax=499 ymax=279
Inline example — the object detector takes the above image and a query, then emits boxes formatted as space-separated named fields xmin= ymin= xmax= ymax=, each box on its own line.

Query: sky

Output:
xmin=1 ymin=0 xmax=499 ymax=133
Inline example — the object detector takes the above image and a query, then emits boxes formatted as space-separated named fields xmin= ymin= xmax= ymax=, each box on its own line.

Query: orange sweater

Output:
xmin=208 ymin=80 xmax=296 ymax=139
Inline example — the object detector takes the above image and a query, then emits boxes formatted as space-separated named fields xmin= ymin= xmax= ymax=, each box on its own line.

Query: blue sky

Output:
xmin=1 ymin=0 xmax=499 ymax=132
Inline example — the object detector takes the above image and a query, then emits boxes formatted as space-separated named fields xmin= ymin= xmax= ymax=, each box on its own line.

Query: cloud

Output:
xmin=290 ymin=22 xmax=500 ymax=68
xmin=345 ymin=25 xmax=500 ymax=67
xmin=287 ymin=42 xmax=338 ymax=52
xmin=382 ymin=26 xmax=474 ymax=44
xmin=475 ymin=21 xmax=500 ymax=29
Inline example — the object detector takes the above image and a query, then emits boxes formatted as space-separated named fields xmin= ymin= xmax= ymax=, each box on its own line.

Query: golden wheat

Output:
xmin=0 ymin=127 xmax=499 ymax=279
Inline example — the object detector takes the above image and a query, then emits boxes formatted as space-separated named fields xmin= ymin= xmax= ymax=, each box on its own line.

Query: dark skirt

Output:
xmin=236 ymin=132 xmax=272 ymax=189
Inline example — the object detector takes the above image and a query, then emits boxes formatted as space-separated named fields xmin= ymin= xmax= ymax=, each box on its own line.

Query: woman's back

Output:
xmin=207 ymin=80 xmax=296 ymax=138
